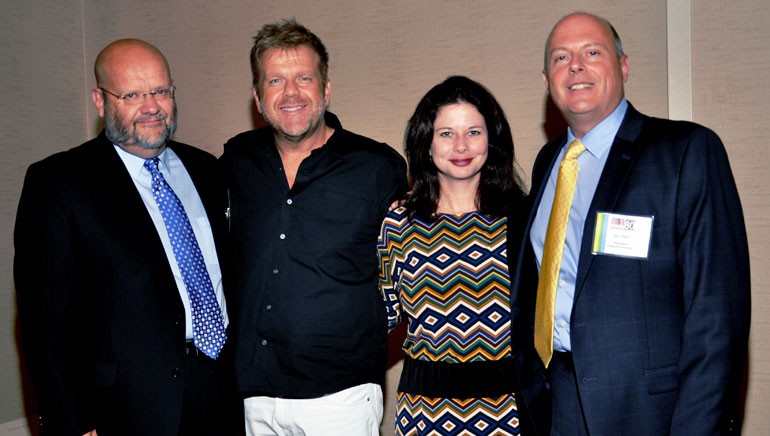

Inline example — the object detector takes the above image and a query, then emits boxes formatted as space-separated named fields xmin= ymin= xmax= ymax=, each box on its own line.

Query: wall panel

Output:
xmin=692 ymin=1 xmax=770 ymax=433
xmin=3 ymin=1 xmax=765 ymax=434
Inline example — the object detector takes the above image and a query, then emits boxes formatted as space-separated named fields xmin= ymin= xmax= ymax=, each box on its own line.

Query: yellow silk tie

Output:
xmin=534 ymin=139 xmax=586 ymax=368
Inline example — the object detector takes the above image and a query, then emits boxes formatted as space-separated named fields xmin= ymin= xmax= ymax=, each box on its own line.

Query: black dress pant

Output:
xmin=178 ymin=342 xmax=243 ymax=436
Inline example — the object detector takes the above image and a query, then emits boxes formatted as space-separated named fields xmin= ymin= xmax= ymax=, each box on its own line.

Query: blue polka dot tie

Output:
xmin=145 ymin=158 xmax=226 ymax=359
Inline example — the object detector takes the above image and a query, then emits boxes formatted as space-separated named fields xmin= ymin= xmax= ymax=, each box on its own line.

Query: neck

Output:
xmin=275 ymin=122 xmax=331 ymax=158
xmin=436 ymin=178 xmax=479 ymax=215
xmin=118 ymin=143 xmax=166 ymax=159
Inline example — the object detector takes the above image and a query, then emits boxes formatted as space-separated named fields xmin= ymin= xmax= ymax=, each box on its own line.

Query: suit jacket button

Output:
xmin=171 ymin=367 xmax=181 ymax=378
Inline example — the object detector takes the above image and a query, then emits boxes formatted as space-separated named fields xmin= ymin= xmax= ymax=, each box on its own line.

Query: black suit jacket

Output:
xmin=14 ymin=132 xmax=236 ymax=435
xmin=511 ymin=104 xmax=750 ymax=435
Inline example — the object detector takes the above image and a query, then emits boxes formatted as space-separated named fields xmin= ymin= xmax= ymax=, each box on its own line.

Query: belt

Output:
xmin=184 ymin=340 xmax=205 ymax=358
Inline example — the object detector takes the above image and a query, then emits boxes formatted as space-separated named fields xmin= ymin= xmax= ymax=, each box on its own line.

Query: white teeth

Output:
xmin=282 ymin=106 xmax=302 ymax=112
xmin=570 ymin=83 xmax=592 ymax=90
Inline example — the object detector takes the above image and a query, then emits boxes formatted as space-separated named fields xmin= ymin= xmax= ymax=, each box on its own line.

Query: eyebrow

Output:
xmin=550 ymin=41 xmax=609 ymax=54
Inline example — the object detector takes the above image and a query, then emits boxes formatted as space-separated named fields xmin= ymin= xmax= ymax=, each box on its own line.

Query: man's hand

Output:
xmin=389 ymin=192 xmax=410 ymax=212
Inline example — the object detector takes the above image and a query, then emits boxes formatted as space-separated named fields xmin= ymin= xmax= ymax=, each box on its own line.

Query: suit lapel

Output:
xmin=88 ymin=134 xmax=179 ymax=275
xmin=572 ymin=105 xmax=646 ymax=301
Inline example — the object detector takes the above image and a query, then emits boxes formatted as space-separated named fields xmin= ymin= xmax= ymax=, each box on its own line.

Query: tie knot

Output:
xmin=144 ymin=158 xmax=161 ymax=176
xmin=565 ymin=140 xmax=586 ymax=161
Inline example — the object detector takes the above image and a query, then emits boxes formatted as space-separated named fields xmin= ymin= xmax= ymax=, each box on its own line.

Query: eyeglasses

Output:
xmin=99 ymin=86 xmax=176 ymax=105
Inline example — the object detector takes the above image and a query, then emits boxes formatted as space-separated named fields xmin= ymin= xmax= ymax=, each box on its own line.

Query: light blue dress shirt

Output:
xmin=530 ymin=99 xmax=628 ymax=352
xmin=114 ymin=145 xmax=228 ymax=339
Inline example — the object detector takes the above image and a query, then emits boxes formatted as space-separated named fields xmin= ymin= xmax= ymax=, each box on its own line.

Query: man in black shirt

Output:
xmin=220 ymin=19 xmax=407 ymax=435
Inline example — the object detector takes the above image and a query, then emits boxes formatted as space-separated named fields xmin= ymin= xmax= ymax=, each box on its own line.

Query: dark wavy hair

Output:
xmin=404 ymin=75 xmax=525 ymax=220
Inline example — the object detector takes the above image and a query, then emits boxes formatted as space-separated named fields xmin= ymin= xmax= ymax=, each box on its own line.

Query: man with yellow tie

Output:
xmin=509 ymin=12 xmax=751 ymax=436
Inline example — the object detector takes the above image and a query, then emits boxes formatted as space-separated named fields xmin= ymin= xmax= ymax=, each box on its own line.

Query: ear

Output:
xmin=542 ymin=70 xmax=550 ymax=91
xmin=91 ymin=88 xmax=105 ymax=118
xmin=620 ymin=55 xmax=629 ymax=84
xmin=323 ymin=79 xmax=331 ymax=107
xmin=253 ymin=87 xmax=263 ymax=115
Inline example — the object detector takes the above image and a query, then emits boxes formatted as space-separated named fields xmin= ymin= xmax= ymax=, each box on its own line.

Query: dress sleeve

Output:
xmin=377 ymin=207 xmax=409 ymax=333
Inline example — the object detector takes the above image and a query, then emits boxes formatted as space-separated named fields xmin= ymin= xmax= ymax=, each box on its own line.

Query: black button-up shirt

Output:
xmin=221 ymin=113 xmax=407 ymax=398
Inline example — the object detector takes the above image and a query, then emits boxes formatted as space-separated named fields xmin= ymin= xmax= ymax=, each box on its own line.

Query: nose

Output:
xmin=454 ymin=137 xmax=469 ymax=153
xmin=284 ymin=79 xmax=299 ymax=97
xmin=139 ymin=93 xmax=160 ymax=113
xmin=569 ymin=56 xmax=585 ymax=74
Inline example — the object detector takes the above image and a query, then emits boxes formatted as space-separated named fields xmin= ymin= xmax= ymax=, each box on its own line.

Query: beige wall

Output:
xmin=691 ymin=2 xmax=770 ymax=434
xmin=1 ymin=0 xmax=767 ymax=434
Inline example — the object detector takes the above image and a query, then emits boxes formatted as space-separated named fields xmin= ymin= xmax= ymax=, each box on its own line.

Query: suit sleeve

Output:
xmin=670 ymin=128 xmax=750 ymax=435
xmin=14 ymin=162 xmax=95 ymax=435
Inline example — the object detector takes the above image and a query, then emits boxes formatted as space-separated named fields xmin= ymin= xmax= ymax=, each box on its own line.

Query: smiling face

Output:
xmin=431 ymin=102 xmax=489 ymax=190
xmin=543 ymin=13 xmax=628 ymax=137
xmin=92 ymin=41 xmax=176 ymax=158
xmin=255 ymin=45 xmax=330 ymax=143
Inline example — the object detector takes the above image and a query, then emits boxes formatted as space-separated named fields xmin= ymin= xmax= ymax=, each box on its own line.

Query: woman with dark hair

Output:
xmin=378 ymin=75 xmax=531 ymax=435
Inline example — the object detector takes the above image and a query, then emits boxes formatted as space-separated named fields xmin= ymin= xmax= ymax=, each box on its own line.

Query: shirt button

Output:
xmin=266 ymin=304 xmax=272 ymax=310
xmin=171 ymin=367 xmax=181 ymax=378
xmin=286 ymin=199 xmax=293 ymax=205
xmin=559 ymin=280 xmax=566 ymax=287
xmin=261 ymin=339 xmax=268 ymax=346
xmin=279 ymin=233 xmax=286 ymax=240
xmin=272 ymin=268 xmax=279 ymax=274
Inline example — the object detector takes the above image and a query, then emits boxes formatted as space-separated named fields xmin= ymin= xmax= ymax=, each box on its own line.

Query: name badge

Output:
xmin=592 ymin=211 xmax=654 ymax=259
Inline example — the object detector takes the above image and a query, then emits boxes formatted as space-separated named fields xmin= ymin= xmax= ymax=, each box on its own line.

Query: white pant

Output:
xmin=244 ymin=383 xmax=383 ymax=436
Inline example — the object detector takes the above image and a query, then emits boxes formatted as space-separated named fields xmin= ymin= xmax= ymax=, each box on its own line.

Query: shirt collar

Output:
xmin=260 ymin=111 xmax=345 ymax=159
xmin=113 ymin=144 xmax=171 ymax=178
xmin=567 ymin=98 xmax=628 ymax=160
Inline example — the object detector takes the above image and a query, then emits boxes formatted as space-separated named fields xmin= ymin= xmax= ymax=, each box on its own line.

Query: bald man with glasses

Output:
xmin=15 ymin=39 xmax=242 ymax=436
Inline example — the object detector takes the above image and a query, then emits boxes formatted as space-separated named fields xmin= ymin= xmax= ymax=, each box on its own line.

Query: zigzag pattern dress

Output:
xmin=378 ymin=207 xmax=520 ymax=436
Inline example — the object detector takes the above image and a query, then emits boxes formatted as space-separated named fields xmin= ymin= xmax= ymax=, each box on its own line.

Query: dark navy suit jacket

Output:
xmin=510 ymin=104 xmax=750 ymax=435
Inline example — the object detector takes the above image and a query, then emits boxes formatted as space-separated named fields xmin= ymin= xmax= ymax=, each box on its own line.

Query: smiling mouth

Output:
xmin=135 ymin=119 xmax=164 ymax=127
xmin=281 ymin=104 xmax=306 ymax=112
xmin=569 ymin=83 xmax=593 ymax=90
xmin=450 ymin=159 xmax=473 ymax=166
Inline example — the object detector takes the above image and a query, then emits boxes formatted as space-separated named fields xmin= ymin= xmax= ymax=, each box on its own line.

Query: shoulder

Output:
xmin=623 ymin=104 xmax=722 ymax=150
xmin=26 ymin=134 xmax=111 ymax=176
xmin=222 ymin=128 xmax=271 ymax=154
xmin=532 ymin=134 xmax=566 ymax=179
xmin=380 ymin=206 xmax=413 ymax=243
xmin=632 ymin=115 xmax=728 ymax=168
xmin=642 ymin=115 xmax=714 ymax=140
xmin=334 ymin=128 xmax=406 ymax=169
xmin=536 ymin=134 xmax=567 ymax=161
xmin=381 ymin=206 xmax=412 ymax=231
xmin=384 ymin=205 xmax=411 ymax=221
xmin=168 ymin=140 xmax=216 ymax=164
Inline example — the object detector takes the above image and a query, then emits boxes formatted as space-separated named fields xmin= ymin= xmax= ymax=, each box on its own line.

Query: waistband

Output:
xmin=184 ymin=340 xmax=210 ymax=359
xmin=398 ymin=355 xmax=518 ymax=399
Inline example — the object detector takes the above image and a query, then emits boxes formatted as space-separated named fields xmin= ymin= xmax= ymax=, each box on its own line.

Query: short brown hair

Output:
xmin=250 ymin=18 xmax=329 ymax=96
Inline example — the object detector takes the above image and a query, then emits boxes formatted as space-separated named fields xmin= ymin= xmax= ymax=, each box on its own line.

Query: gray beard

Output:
xmin=104 ymin=102 xmax=178 ymax=149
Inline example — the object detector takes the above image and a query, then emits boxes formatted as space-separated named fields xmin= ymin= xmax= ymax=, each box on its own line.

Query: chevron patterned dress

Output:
xmin=378 ymin=207 xmax=519 ymax=436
